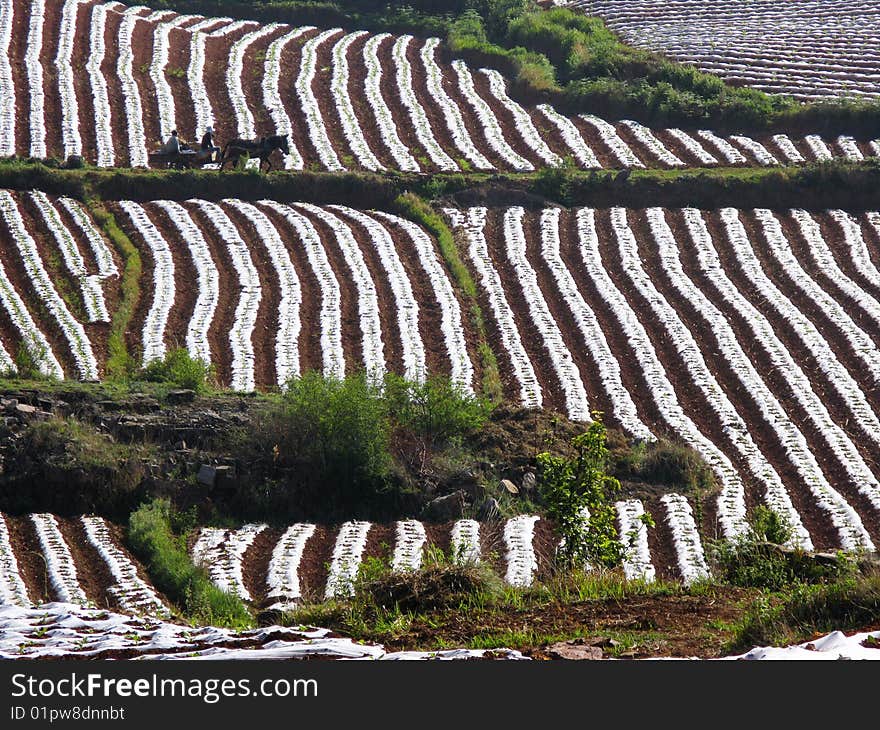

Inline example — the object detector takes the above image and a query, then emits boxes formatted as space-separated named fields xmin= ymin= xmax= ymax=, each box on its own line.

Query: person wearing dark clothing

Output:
xmin=201 ymin=127 xmax=220 ymax=160
xmin=162 ymin=129 xmax=180 ymax=155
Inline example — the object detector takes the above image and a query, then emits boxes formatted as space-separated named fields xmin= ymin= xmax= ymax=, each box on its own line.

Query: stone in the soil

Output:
xmin=421 ymin=490 xmax=468 ymax=521
xmin=547 ymin=640 xmax=605 ymax=660
xmin=166 ymin=389 xmax=196 ymax=404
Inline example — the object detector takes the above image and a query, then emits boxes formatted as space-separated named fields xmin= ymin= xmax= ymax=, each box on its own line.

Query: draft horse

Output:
xmin=219 ymin=134 xmax=290 ymax=172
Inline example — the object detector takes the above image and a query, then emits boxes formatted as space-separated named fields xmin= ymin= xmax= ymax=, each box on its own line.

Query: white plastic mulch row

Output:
xmin=324 ymin=521 xmax=372 ymax=599
xmin=191 ymin=523 xmax=266 ymax=602
xmin=615 ymin=499 xmax=655 ymax=583
xmin=391 ymin=520 xmax=428 ymax=573
xmin=150 ymin=13 xmax=205 ymax=140
xmin=30 ymin=514 xmax=89 ymax=606
xmin=331 ymin=31 xmax=384 ymax=171
xmin=729 ymin=135 xmax=779 ymax=165
xmin=264 ymin=523 xmax=317 ymax=612
xmin=365 ymin=34 xmax=419 ymax=172
xmin=0 ymin=514 xmax=29 ymax=608
xmin=260 ymin=201 xmax=345 ymax=379
xmin=420 ymin=39 xmax=492 ymax=171
xmin=262 ymin=25 xmax=313 ymax=170
xmin=81 ymin=516 xmax=169 ymax=617
xmin=683 ymin=209 xmax=870 ymax=549
xmin=450 ymin=519 xmax=481 ymax=565
xmin=537 ymin=104 xmax=601 ymax=168
xmin=0 ymin=0 xmax=15 ymax=157
xmin=722 ymin=209 xmax=880 ymax=476
xmin=503 ymin=514 xmax=540 ymax=588
xmin=189 ymin=19 xmax=255 ymax=141
xmin=227 ymin=22 xmax=284 ymax=141
xmin=29 ymin=191 xmax=110 ymax=323
xmin=193 ymin=200 xmax=260 ymax=392
xmin=660 ymin=494 xmax=709 ymax=586
xmin=539 ymin=207 xmax=653 ymax=440
xmin=330 ymin=205 xmax=427 ymax=383
xmin=87 ymin=2 xmax=120 ymax=167
xmin=452 ymin=60 xmax=532 ymax=171
xmin=372 ymin=210 xmax=474 ymax=392
xmin=117 ymin=200 xmax=174 ymax=365
xmin=293 ymin=203 xmax=385 ymax=384
xmin=118 ymin=6 xmax=162 ymax=168
xmin=620 ymin=120 xmax=683 ymax=167
xmin=445 ymin=207 xmax=542 ymax=408
xmin=58 ymin=197 xmax=118 ymax=279
xmin=833 ymin=210 xmax=880 ymax=314
xmin=650 ymin=208 xmax=813 ymax=549
xmin=296 ymin=28 xmax=345 ymax=171
xmin=225 ymin=199 xmax=301 ymax=387
xmin=697 ymin=130 xmax=746 ymax=163
xmin=392 ymin=35 xmax=458 ymax=171
xmin=665 ymin=129 xmax=718 ymax=166
xmin=504 ymin=206 xmax=590 ymax=421
xmin=771 ymin=134 xmax=805 ymax=164
xmin=579 ymin=115 xmax=644 ymax=167
xmin=0 ymin=191 xmax=98 ymax=379
xmin=574 ymin=208 xmax=749 ymax=540
xmin=24 ymin=0 xmax=47 ymax=159
xmin=480 ymin=67 xmax=561 ymax=166
xmin=0 ymin=603 xmax=526 ymax=659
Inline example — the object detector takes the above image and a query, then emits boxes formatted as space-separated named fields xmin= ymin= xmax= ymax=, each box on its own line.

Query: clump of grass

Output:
xmin=127 ymin=499 xmax=253 ymax=629
xmin=137 ymin=348 xmax=214 ymax=392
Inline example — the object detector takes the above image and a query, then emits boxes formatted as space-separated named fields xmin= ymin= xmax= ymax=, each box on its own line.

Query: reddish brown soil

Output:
xmin=130 ymin=8 xmax=165 ymax=153
xmin=565 ymin=118 xmax=617 ymax=169
xmin=652 ymin=129 xmax=707 ymax=167
xmin=9 ymin=0 xmax=30 ymax=157
xmin=104 ymin=519 xmax=174 ymax=609
xmin=302 ymin=29 xmax=349 ymax=167
xmin=616 ymin=124 xmax=679 ymax=170
xmin=363 ymin=523 xmax=395 ymax=565
xmin=274 ymin=28 xmax=319 ymax=168
xmin=407 ymin=39 xmax=462 ymax=169
xmin=5 ymin=515 xmax=51 ymax=605
xmin=527 ymin=107 xmax=579 ymax=164
xmin=520 ymin=209 xmax=621 ymax=427
xmin=375 ymin=35 xmax=434 ymax=171
xmin=330 ymin=208 xmax=406 ymax=377
xmin=185 ymin=202 xmax=240 ymax=387
xmin=637 ymin=208 xmax=841 ymax=549
xmin=379 ymin=213 xmax=452 ymax=379
xmin=239 ymin=25 xmax=290 ymax=142
xmin=198 ymin=23 xmax=254 ymax=143
xmin=469 ymin=70 xmax=544 ymax=171
xmin=423 ymin=522 xmax=452 ymax=558
xmin=0 ymin=196 xmax=83 ymax=377
xmin=482 ymin=208 xmax=567 ymax=414
xmin=141 ymin=203 xmax=198 ymax=354
xmin=241 ymin=526 xmax=282 ymax=606
xmin=345 ymin=32 xmax=394 ymax=171
xmin=38 ymin=0 xmax=64 ymax=160
xmin=54 ymin=516 xmax=116 ymax=610
xmin=452 ymin=223 xmax=520 ymax=403
xmin=219 ymin=202 xmax=281 ymax=388
xmin=164 ymin=19 xmax=200 ymax=142
xmin=292 ymin=206 xmax=365 ymax=373
xmin=258 ymin=203 xmax=325 ymax=375
xmin=297 ymin=525 xmax=336 ymax=601
xmin=100 ymin=6 xmax=129 ymax=166
xmin=70 ymin=1 xmax=99 ymax=162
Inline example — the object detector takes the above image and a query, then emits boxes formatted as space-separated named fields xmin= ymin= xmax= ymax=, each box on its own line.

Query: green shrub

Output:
xmin=127 ymin=499 xmax=253 ymax=628
xmin=138 ymin=348 xmax=213 ymax=392
xmin=12 ymin=341 xmax=54 ymax=381
xmin=384 ymin=373 xmax=493 ymax=450
xmin=537 ymin=413 xmax=624 ymax=569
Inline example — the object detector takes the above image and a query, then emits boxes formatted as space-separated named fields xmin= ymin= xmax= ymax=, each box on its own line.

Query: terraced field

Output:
xmin=1 ymin=0 xmax=878 ymax=169
xmin=570 ymin=0 xmax=880 ymax=101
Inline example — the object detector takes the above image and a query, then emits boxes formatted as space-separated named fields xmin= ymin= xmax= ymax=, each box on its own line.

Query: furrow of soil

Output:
xmin=568 ymin=117 xmax=631 ymax=169
xmin=257 ymin=203 xmax=325 ymax=376
xmin=130 ymin=9 xmax=164 ymax=154
xmin=274 ymin=28 xmax=320 ymax=168
xmin=643 ymin=496 xmax=681 ymax=583
xmin=70 ymin=0 xmax=99 ymax=162
xmin=241 ymin=525 xmax=282 ymax=607
xmin=198 ymin=23 xmax=256 ymax=144
xmin=219 ymin=202 xmax=279 ymax=389
xmin=345 ymin=32 xmax=396 ymax=171
xmin=164 ymin=19 xmax=198 ymax=143
xmin=38 ymin=0 xmax=64 ymax=160
xmin=239 ymin=24 xmax=290 ymax=143
xmin=184 ymin=202 xmax=240 ymax=388
xmin=593 ymin=208 xmax=765 ymax=525
xmin=9 ymin=0 xmax=31 ymax=157
xmin=55 ymin=516 xmax=116 ymax=611
xmin=407 ymin=39 xmax=460 ymax=169
xmin=296 ymin=525 xmax=336 ymax=603
xmin=521 ymin=208 xmax=621 ymax=427
xmin=483 ymin=209 xmax=571 ymax=415
xmin=311 ymin=29 xmax=354 ymax=168
xmin=5 ymin=515 xmax=50 ymax=605
xmin=100 ymin=6 xmax=129 ymax=166
xmin=638 ymin=208 xmax=841 ymax=549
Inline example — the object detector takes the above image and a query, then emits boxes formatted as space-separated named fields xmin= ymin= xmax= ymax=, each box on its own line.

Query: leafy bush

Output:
xmin=12 ymin=342 xmax=54 ymax=381
xmin=384 ymin=373 xmax=493 ymax=450
xmin=138 ymin=348 xmax=214 ymax=392
xmin=127 ymin=499 xmax=253 ymax=628
xmin=537 ymin=413 xmax=624 ymax=569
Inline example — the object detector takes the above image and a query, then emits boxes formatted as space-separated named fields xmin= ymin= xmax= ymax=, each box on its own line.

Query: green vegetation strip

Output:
xmin=127 ymin=499 xmax=254 ymax=629
xmin=88 ymin=202 xmax=140 ymax=377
